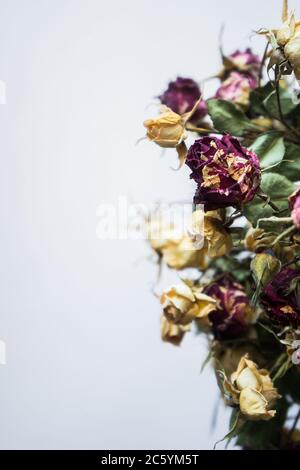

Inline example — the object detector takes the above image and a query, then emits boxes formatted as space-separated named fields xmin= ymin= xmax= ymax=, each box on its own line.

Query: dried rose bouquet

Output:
xmin=141 ymin=0 xmax=300 ymax=450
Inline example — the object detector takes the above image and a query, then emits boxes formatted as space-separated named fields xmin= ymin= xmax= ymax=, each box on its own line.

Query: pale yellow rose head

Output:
xmin=230 ymin=355 xmax=281 ymax=421
xmin=144 ymin=107 xmax=187 ymax=148
xmin=160 ymin=283 xmax=216 ymax=328
xmin=161 ymin=316 xmax=190 ymax=346
xmin=146 ymin=214 xmax=208 ymax=270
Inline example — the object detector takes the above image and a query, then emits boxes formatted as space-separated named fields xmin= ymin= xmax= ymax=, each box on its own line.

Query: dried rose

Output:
xmin=161 ymin=316 xmax=190 ymax=346
xmin=185 ymin=135 xmax=261 ymax=210
xmin=160 ymin=283 xmax=216 ymax=328
xmin=261 ymin=268 xmax=300 ymax=327
xmin=144 ymin=107 xmax=187 ymax=148
xmin=231 ymin=355 xmax=280 ymax=421
xmin=260 ymin=1 xmax=300 ymax=79
xmin=219 ymin=355 xmax=280 ymax=421
xmin=204 ymin=275 xmax=256 ymax=339
xmin=146 ymin=216 xmax=207 ymax=270
xmin=159 ymin=77 xmax=207 ymax=123
xmin=289 ymin=188 xmax=300 ymax=229
xmin=225 ymin=49 xmax=260 ymax=74
xmin=190 ymin=209 xmax=233 ymax=258
xmin=216 ymin=72 xmax=258 ymax=107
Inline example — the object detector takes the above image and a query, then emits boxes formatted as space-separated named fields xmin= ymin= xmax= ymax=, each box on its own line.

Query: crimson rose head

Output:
xmin=204 ymin=275 xmax=255 ymax=339
xmin=228 ymin=49 xmax=261 ymax=73
xmin=159 ymin=77 xmax=207 ymax=123
xmin=185 ymin=135 xmax=261 ymax=210
xmin=261 ymin=268 xmax=300 ymax=327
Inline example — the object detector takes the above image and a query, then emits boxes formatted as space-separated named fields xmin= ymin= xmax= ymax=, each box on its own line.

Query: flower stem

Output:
xmin=282 ymin=255 xmax=300 ymax=269
xmin=271 ymin=226 xmax=296 ymax=247
xmin=257 ymin=192 xmax=281 ymax=213
xmin=185 ymin=124 xmax=218 ymax=134
xmin=258 ymin=42 xmax=269 ymax=87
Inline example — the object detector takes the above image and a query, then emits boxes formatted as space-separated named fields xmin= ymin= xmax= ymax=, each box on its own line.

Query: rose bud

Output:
xmin=159 ymin=77 xmax=207 ymax=124
xmin=226 ymin=49 xmax=260 ymax=74
xmin=190 ymin=209 xmax=233 ymax=258
xmin=261 ymin=1 xmax=300 ymax=79
xmin=146 ymin=215 xmax=207 ymax=270
xmin=289 ymin=188 xmax=300 ymax=229
xmin=160 ymin=283 xmax=216 ymax=328
xmin=219 ymin=354 xmax=280 ymax=421
xmin=231 ymin=355 xmax=279 ymax=421
xmin=284 ymin=31 xmax=300 ymax=73
xmin=261 ymin=268 xmax=300 ymax=327
xmin=219 ymin=49 xmax=260 ymax=80
xmin=161 ymin=316 xmax=190 ymax=346
xmin=144 ymin=107 xmax=187 ymax=149
xmin=204 ymin=275 xmax=256 ymax=339
xmin=185 ymin=135 xmax=261 ymax=210
xmin=216 ymin=72 xmax=258 ymax=107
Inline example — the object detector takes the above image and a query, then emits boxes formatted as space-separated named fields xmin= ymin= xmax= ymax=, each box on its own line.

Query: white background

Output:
xmin=0 ymin=0 xmax=285 ymax=450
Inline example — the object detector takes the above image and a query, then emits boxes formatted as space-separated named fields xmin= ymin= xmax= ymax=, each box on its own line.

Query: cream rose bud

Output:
xmin=161 ymin=284 xmax=195 ymax=326
xmin=239 ymin=388 xmax=276 ymax=421
xmin=146 ymin=216 xmax=207 ymax=271
xmin=160 ymin=283 xmax=216 ymax=327
xmin=230 ymin=355 xmax=280 ymax=421
xmin=285 ymin=30 xmax=300 ymax=69
xmin=144 ymin=107 xmax=187 ymax=148
xmin=161 ymin=316 xmax=190 ymax=346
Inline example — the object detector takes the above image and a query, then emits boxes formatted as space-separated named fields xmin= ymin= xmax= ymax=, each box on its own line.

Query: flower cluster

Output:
xmin=141 ymin=0 xmax=300 ymax=451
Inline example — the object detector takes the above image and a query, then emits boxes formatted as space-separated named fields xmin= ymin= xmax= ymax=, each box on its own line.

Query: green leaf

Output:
xmin=243 ymin=173 xmax=295 ymax=226
xmin=277 ymin=142 xmax=300 ymax=182
xmin=207 ymin=99 xmax=258 ymax=137
xmin=249 ymin=83 xmax=274 ymax=115
xmin=249 ymin=131 xmax=285 ymax=169
xmin=214 ymin=409 xmax=242 ymax=450
xmin=263 ymin=87 xmax=297 ymax=118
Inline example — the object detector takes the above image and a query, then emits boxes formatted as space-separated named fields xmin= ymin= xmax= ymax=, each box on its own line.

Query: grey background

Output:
xmin=0 ymin=0 xmax=283 ymax=450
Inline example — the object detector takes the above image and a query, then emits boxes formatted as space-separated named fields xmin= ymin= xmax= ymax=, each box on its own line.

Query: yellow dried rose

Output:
xmin=147 ymin=215 xmax=208 ymax=270
xmin=190 ymin=209 xmax=233 ymax=259
xmin=144 ymin=107 xmax=187 ymax=149
xmin=245 ymin=228 xmax=276 ymax=253
xmin=160 ymin=283 xmax=216 ymax=328
xmin=260 ymin=1 xmax=300 ymax=79
xmin=161 ymin=316 xmax=190 ymax=346
xmin=245 ymin=228 xmax=300 ymax=264
xmin=143 ymin=100 xmax=201 ymax=166
xmin=143 ymin=97 xmax=201 ymax=149
xmin=161 ymin=236 xmax=207 ymax=270
xmin=231 ymin=355 xmax=280 ymax=421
